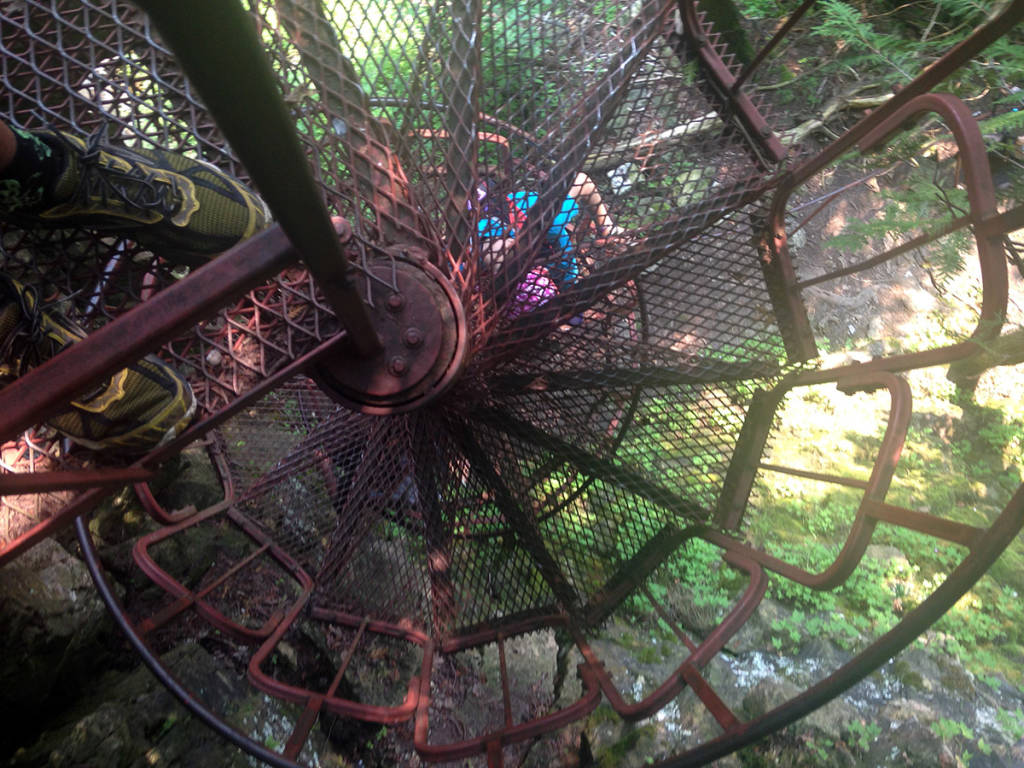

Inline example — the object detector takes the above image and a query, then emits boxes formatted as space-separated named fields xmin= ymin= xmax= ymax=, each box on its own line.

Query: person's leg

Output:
xmin=568 ymin=171 xmax=621 ymax=237
xmin=481 ymin=235 xmax=514 ymax=271
xmin=0 ymin=273 xmax=195 ymax=451
xmin=0 ymin=120 xmax=17 ymax=169
xmin=0 ymin=116 xmax=270 ymax=451
xmin=548 ymin=212 xmax=578 ymax=284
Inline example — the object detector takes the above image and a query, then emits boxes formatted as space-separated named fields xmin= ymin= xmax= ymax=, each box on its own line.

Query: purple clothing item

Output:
xmin=507 ymin=267 xmax=557 ymax=320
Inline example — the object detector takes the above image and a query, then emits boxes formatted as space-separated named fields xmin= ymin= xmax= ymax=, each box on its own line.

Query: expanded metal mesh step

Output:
xmin=0 ymin=0 xmax=1022 ymax=766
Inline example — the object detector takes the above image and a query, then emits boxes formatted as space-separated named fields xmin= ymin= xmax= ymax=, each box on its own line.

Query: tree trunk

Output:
xmin=701 ymin=0 xmax=754 ymax=67
xmin=947 ymin=326 xmax=1024 ymax=397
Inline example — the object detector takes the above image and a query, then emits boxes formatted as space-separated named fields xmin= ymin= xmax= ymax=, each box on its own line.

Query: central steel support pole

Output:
xmin=133 ymin=0 xmax=382 ymax=357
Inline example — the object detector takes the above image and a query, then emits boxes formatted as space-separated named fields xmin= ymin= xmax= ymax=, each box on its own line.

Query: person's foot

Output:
xmin=0 ymin=275 xmax=196 ymax=451
xmin=29 ymin=128 xmax=270 ymax=265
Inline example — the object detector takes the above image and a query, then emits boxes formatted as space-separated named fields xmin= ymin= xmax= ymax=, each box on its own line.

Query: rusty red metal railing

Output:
xmin=677 ymin=0 xmax=788 ymax=165
xmin=651 ymin=486 xmax=1024 ymax=768
xmin=710 ymin=368 xmax=912 ymax=589
xmin=413 ymin=615 xmax=605 ymax=762
xmin=0 ymin=223 xmax=311 ymax=447
xmin=764 ymin=91 xmax=1011 ymax=363
xmin=574 ymin=548 xmax=769 ymax=723
xmin=133 ymin=503 xmax=315 ymax=642
xmin=0 ymin=222 xmax=349 ymax=566
xmin=1 ymin=0 xmax=1022 ymax=767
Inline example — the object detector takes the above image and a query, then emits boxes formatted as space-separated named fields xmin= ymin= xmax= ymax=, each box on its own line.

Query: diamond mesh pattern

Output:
xmin=0 ymin=0 xmax=790 ymax=634
xmin=2 ymin=1 xmax=1021 ymax=765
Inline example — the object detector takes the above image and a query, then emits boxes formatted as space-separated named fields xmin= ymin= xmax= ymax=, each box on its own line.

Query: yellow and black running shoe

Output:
xmin=32 ymin=128 xmax=270 ymax=266
xmin=0 ymin=276 xmax=196 ymax=452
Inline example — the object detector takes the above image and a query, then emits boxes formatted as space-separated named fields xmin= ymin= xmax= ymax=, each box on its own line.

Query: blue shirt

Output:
xmin=508 ymin=191 xmax=581 ymax=282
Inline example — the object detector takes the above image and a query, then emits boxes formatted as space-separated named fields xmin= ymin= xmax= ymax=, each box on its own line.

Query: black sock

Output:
xmin=0 ymin=127 xmax=65 ymax=211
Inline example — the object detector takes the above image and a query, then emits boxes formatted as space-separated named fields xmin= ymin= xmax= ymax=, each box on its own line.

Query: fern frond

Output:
xmin=978 ymin=110 xmax=1024 ymax=138
xmin=812 ymin=0 xmax=919 ymax=81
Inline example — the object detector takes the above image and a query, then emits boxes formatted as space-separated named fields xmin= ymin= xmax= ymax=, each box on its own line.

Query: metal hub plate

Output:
xmin=312 ymin=255 xmax=467 ymax=413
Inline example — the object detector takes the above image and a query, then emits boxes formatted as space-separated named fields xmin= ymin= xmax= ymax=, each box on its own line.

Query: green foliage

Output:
xmin=996 ymin=706 xmax=1024 ymax=742
xmin=977 ymin=108 xmax=1024 ymax=138
xmin=156 ymin=713 xmax=179 ymax=739
xmin=365 ymin=726 xmax=388 ymax=750
xmin=736 ymin=0 xmax=791 ymax=22
xmin=805 ymin=735 xmax=832 ymax=762
xmin=626 ymin=537 xmax=735 ymax=620
xmin=824 ymin=161 xmax=972 ymax=287
xmin=263 ymin=735 xmax=282 ymax=750
xmin=478 ymin=0 xmax=563 ymax=128
xmin=931 ymin=716 xmax=974 ymax=743
xmin=594 ymin=722 xmax=659 ymax=767
xmin=771 ymin=609 xmax=805 ymax=647
xmin=670 ymin=538 xmax=736 ymax=612
xmin=813 ymin=0 xmax=920 ymax=81
xmin=754 ymin=0 xmax=1024 ymax=220
xmin=806 ymin=0 xmax=1024 ymax=100
xmin=846 ymin=719 xmax=881 ymax=752
xmin=326 ymin=0 xmax=423 ymax=103
xmin=739 ymin=334 xmax=1024 ymax=693
xmin=982 ymin=38 xmax=1024 ymax=108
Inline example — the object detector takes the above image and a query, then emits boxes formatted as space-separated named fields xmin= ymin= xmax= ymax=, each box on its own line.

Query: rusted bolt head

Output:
xmin=759 ymin=125 xmax=772 ymax=138
xmin=388 ymin=356 xmax=408 ymax=376
xmin=403 ymin=327 xmax=423 ymax=348
xmin=387 ymin=293 xmax=405 ymax=312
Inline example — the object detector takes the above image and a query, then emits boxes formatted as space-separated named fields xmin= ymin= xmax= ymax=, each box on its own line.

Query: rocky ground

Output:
xmin=2 ymin=451 xmax=1023 ymax=768
xmin=4 ymin=220 xmax=1024 ymax=768
xmin=2 ymin=113 xmax=1023 ymax=768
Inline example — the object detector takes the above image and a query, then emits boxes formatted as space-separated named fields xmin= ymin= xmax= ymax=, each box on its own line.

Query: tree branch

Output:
xmin=947 ymin=326 xmax=1024 ymax=389
xmin=778 ymin=86 xmax=892 ymax=145
xmin=582 ymin=112 xmax=721 ymax=172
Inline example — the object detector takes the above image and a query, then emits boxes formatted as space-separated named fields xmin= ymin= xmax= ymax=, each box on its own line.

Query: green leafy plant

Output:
xmin=813 ymin=0 xmax=920 ymax=81
xmin=846 ymin=719 xmax=881 ymax=752
xmin=931 ymin=717 xmax=974 ymax=743
xmin=996 ymin=706 xmax=1024 ymax=742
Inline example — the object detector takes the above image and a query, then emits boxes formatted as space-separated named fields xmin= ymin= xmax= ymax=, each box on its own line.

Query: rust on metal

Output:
xmin=0 ymin=224 xmax=305 ymax=445
xmin=677 ymin=0 xmax=787 ymax=163
xmin=312 ymin=255 xmax=468 ymax=413
xmin=133 ymin=503 xmax=315 ymax=643
xmin=707 ymin=369 xmax=912 ymax=590
xmin=0 ymin=467 xmax=153 ymax=495
xmin=0 ymin=0 xmax=1022 ymax=766
xmin=574 ymin=548 xmax=768 ymax=722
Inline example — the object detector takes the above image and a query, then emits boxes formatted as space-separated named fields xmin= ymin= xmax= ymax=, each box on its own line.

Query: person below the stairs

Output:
xmin=477 ymin=171 xmax=623 ymax=284
xmin=0 ymin=118 xmax=270 ymax=452
xmin=476 ymin=171 xmax=624 ymax=322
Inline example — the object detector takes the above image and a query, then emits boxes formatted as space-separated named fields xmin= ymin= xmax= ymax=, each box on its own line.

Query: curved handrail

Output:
xmin=75 ymin=514 xmax=307 ymax=768
xmin=766 ymin=92 xmax=1010 ymax=364
xmin=658 ymin=482 xmax=1024 ymax=767
xmin=707 ymin=368 xmax=912 ymax=589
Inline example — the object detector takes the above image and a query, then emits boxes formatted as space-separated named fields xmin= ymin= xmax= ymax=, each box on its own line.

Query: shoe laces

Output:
xmin=0 ymin=274 xmax=46 ymax=377
xmin=0 ymin=274 xmax=110 ymax=403
xmin=57 ymin=125 xmax=188 ymax=222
